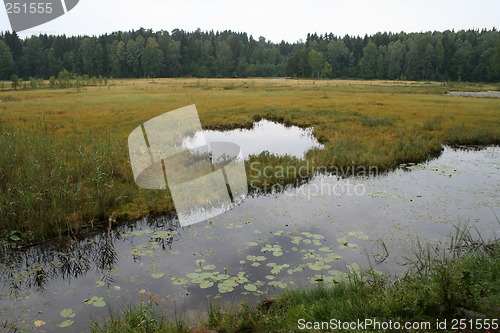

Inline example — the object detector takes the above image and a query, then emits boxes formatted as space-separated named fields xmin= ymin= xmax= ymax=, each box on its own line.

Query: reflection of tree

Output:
xmin=0 ymin=217 xmax=180 ymax=292
xmin=0 ymin=234 xmax=111 ymax=292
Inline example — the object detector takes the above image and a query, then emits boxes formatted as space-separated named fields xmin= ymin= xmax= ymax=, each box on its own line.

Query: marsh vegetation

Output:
xmin=0 ymin=78 xmax=498 ymax=242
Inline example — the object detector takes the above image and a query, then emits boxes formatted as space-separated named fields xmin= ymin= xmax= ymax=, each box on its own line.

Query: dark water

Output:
xmin=0 ymin=145 xmax=498 ymax=332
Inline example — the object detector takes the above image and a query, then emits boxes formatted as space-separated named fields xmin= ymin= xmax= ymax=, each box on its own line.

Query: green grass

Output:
xmin=0 ymin=78 xmax=499 ymax=242
xmin=91 ymin=225 xmax=499 ymax=332
xmin=90 ymin=302 xmax=190 ymax=333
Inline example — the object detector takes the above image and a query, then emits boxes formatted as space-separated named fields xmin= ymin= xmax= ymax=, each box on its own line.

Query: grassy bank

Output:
xmin=0 ymin=78 xmax=499 ymax=241
xmin=91 ymin=225 xmax=499 ymax=332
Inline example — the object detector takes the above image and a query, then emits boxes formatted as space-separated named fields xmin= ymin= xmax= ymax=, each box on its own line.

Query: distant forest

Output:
xmin=0 ymin=28 xmax=499 ymax=82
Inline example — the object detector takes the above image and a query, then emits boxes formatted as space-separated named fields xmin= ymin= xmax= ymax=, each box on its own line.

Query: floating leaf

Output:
xmin=60 ymin=308 xmax=75 ymax=318
xmin=223 ymin=279 xmax=239 ymax=287
xmin=85 ymin=296 xmax=106 ymax=308
xmin=200 ymin=281 xmax=214 ymax=289
xmin=246 ymin=255 xmax=266 ymax=262
xmin=151 ymin=272 xmax=165 ymax=279
xmin=319 ymin=247 xmax=332 ymax=252
xmin=94 ymin=298 xmax=106 ymax=307
xmin=34 ymin=320 xmax=46 ymax=327
xmin=59 ymin=320 xmax=74 ymax=328
xmin=218 ymin=284 xmax=234 ymax=293
xmin=338 ymin=242 xmax=357 ymax=249
xmin=268 ymin=281 xmax=287 ymax=289
xmin=311 ymin=234 xmax=324 ymax=240
xmin=129 ymin=246 xmax=153 ymax=256
xmin=96 ymin=281 xmax=105 ymax=287
xmin=172 ymin=278 xmax=188 ymax=285
xmin=247 ymin=241 xmax=258 ymax=246
xmin=265 ymin=275 xmax=275 ymax=280
xmin=203 ymin=265 xmax=216 ymax=270
xmin=244 ymin=284 xmax=257 ymax=291
xmin=215 ymin=273 xmax=229 ymax=281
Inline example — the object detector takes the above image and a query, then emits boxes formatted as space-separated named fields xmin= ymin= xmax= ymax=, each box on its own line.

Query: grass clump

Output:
xmin=0 ymin=124 xmax=133 ymax=241
xmin=91 ymin=301 xmax=189 ymax=333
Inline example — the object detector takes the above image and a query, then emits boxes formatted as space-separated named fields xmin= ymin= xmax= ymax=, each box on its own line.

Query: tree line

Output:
xmin=0 ymin=28 xmax=499 ymax=82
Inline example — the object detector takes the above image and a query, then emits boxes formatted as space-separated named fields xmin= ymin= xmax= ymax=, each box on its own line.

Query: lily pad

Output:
xmin=59 ymin=320 xmax=74 ymax=328
xmin=308 ymin=264 xmax=322 ymax=271
xmin=338 ymin=242 xmax=358 ymax=249
xmin=172 ymin=278 xmax=188 ymax=285
xmin=218 ymin=284 xmax=234 ymax=293
xmin=244 ymin=284 xmax=257 ymax=291
xmin=203 ymin=265 xmax=216 ymax=270
xmin=246 ymin=255 xmax=266 ymax=261
xmin=200 ymin=281 xmax=214 ymax=289
xmin=151 ymin=272 xmax=165 ymax=279
xmin=84 ymin=296 xmax=106 ymax=308
xmin=60 ymin=308 xmax=75 ymax=318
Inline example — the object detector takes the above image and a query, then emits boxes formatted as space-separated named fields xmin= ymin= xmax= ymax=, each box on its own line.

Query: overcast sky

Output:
xmin=1 ymin=0 xmax=499 ymax=42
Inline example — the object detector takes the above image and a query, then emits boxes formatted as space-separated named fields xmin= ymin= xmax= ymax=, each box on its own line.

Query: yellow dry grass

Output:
xmin=0 ymin=78 xmax=498 ymax=240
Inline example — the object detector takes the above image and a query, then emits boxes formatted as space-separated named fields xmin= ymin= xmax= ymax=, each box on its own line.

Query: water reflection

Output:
xmin=183 ymin=120 xmax=324 ymax=159
xmin=0 ymin=146 xmax=497 ymax=332
xmin=0 ymin=217 xmax=184 ymax=294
